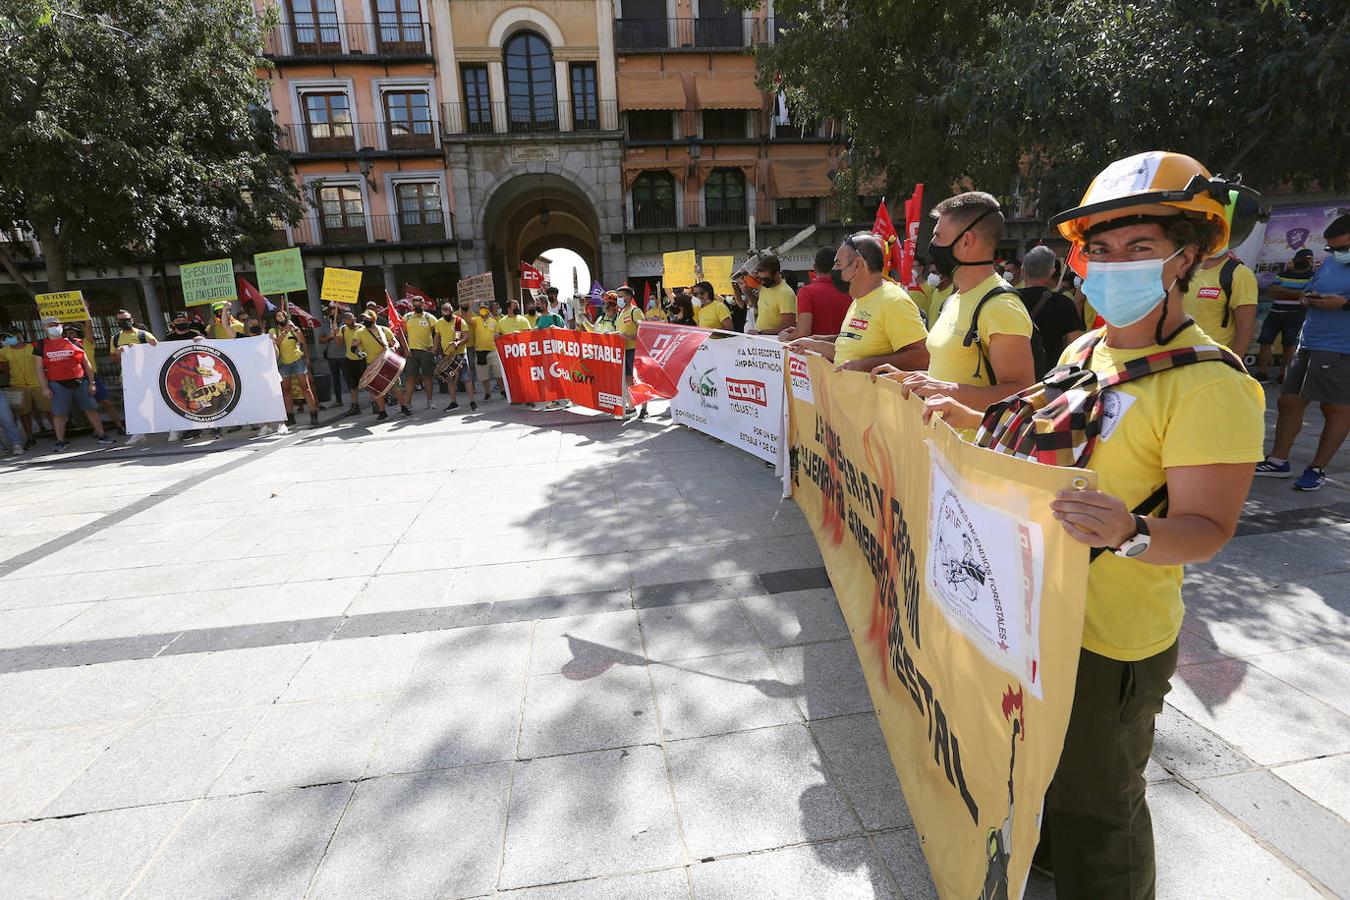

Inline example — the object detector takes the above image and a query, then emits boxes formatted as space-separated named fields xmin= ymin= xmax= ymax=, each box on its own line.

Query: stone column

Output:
xmin=304 ymin=267 xmax=324 ymax=321
xmin=139 ymin=275 xmax=165 ymax=337
xmin=383 ymin=265 xmax=398 ymax=299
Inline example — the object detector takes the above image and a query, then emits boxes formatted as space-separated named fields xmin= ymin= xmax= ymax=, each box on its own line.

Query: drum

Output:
xmin=435 ymin=353 xmax=465 ymax=384
xmin=358 ymin=350 xmax=405 ymax=397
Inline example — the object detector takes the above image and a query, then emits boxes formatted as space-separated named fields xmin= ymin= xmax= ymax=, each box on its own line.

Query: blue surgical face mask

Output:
xmin=2 ymin=336 xmax=17 ymax=347
xmin=1334 ymin=249 xmax=1350 ymax=265
xmin=1081 ymin=248 xmax=1183 ymax=328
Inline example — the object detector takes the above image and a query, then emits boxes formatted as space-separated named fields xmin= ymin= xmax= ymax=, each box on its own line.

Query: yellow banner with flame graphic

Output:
xmin=786 ymin=352 xmax=1091 ymax=898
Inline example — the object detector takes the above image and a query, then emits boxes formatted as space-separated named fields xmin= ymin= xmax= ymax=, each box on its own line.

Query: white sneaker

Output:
xmin=167 ymin=431 xmax=181 ymax=442
xmin=7 ymin=446 xmax=22 ymax=457
xmin=125 ymin=433 xmax=145 ymax=446
xmin=256 ymin=424 xmax=274 ymax=438
xmin=275 ymin=423 xmax=290 ymax=435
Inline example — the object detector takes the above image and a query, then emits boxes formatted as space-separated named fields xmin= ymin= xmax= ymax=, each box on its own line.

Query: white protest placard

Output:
xmin=668 ymin=331 xmax=787 ymax=465
xmin=119 ymin=336 xmax=285 ymax=433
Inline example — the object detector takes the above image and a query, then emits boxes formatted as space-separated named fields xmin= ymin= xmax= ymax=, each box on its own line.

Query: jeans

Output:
xmin=0 ymin=389 xmax=21 ymax=449
xmin=1044 ymin=642 xmax=1179 ymax=900
xmin=326 ymin=357 xmax=347 ymax=405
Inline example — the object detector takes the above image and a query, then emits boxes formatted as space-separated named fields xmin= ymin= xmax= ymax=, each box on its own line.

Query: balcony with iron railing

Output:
xmin=440 ymin=99 xmax=620 ymax=138
xmin=278 ymin=120 xmax=442 ymax=158
xmin=262 ymin=20 xmax=432 ymax=62
xmin=614 ymin=17 xmax=771 ymax=51
xmin=269 ymin=212 xmax=455 ymax=250
xmin=629 ymin=198 xmax=788 ymax=231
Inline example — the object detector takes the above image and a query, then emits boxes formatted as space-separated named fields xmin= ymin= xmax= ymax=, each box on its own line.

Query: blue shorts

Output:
xmin=278 ymin=358 xmax=308 ymax=378
xmin=51 ymin=379 xmax=97 ymax=416
xmin=93 ymin=376 xmax=110 ymax=402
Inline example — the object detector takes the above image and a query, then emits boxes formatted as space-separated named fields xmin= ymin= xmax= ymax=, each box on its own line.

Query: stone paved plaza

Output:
xmin=0 ymin=392 xmax=1346 ymax=899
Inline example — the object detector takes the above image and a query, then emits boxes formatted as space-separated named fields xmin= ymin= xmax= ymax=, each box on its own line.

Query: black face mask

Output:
xmin=172 ymin=323 xmax=188 ymax=331
xmin=249 ymin=325 xmax=263 ymax=335
xmin=829 ymin=269 xmax=850 ymax=292
xmin=118 ymin=320 xmax=133 ymax=330
xmin=927 ymin=208 xmax=996 ymax=278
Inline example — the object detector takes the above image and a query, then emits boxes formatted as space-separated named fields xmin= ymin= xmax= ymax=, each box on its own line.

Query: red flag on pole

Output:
xmin=872 ymin=200 xmax=900 ymax=281
xmin=520 ymin=261 xmax=544 ymax=291
xmin=385 ymin=291 xmax=404 ymax=334
xmin=237 ymin=276 xmax=272 ymax=319
xmin=402 ymin=282 xmax=432 ymax=305
xmin=900 ymin=183 xmax=925 ymax=289
xmin=643 ymin=280 xmax=654 ymax=311
xmin=285 ymin=300 xmax=321 ymax=330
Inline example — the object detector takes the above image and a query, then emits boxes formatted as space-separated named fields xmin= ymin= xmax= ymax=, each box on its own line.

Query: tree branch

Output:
xmin=0 ymin=240 xmax=36 ymax=299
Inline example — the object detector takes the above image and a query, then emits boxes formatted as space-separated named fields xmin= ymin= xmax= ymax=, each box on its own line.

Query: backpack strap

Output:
xmin=962 ymin=285 xmax=1019 ymax=383
xmin=1218 ymin=257 xmax=1239 ymax=328
xmin=1096 ymin=343 xmax=1246 ymax=389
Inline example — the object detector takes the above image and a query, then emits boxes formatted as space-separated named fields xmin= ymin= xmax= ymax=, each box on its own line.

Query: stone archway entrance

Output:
xmin=483 ymin=173 xmax=602 ymax=301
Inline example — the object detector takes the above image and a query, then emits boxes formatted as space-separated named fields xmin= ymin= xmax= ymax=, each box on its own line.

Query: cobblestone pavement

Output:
xmin=0 ymin=389 xmax=1345 ymax=898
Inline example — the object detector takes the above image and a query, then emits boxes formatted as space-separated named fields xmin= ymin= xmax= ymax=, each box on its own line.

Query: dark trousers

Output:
xmin=344 ymin=358 xmax=365 ymax=407
xmin=326 ymin=358 xmax=347 ymax=405
xmin=1044 ymin=641 xmax=1178 ymax=900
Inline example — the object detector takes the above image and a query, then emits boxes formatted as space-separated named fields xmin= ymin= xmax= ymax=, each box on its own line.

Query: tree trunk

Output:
xmin=36 ymin=223 xmax=68 ymax=293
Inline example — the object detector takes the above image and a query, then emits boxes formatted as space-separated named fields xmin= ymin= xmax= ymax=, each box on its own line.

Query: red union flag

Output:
xmin=631 ymin=321 xmax=712 ymax=404
xmin=520 ymin=262 xmax=544 ymax=291
xmin=497 ymin=327 xmax=627 ymax=416
xmin=901 ymin=183 xmax=925 ymax=288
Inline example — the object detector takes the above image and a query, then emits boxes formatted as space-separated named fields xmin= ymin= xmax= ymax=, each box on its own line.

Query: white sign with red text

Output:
xmin=668 ymin=331 xmax=787 ymax=466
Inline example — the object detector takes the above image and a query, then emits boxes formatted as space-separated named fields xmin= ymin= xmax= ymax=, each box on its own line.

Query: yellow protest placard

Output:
xmin=701 ymin=256 xmax=735 ymax=297
xmin=35 ymin=290 xmax=90 ymax=324
xmin=787 ymin=354 xmax=1091 ymax=899
xmin=662 ymin=250 xmax=698 ymax=290
xmin=320 ymin=267 xmax=362 ymax=305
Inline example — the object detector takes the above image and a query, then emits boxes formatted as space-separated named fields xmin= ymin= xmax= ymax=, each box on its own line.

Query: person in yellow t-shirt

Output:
xmin=494 ymin=300 xmax=532 ymax=404
xmin=332 ymin=310 xmax=367 ymax=416
xmin=613 ymin=286 xmax=650 ymax=419
xmin=644 ymin=290 xmax=668 ymax=322
xmin=398 ymin=297 xmax=438 ymax=413
xmin=788 ymin=233 xmax=929 ymax=372
xmin=1180 ymin=254 xmax=1257 ymax=353
xmin=352 ymin=313 xmax=400 ymax=419
xmin=925 ymin=278 xmax=954 ymax=326
xmin=268 ymin=309 xmax=318 ymax=427
xmin=692 ymin=281 xmax=733 ymax=330
xmin=470 ymin=304 xmax=504 ymax=400
xmin=206 ymin=303 xmax=244 ymax=340
xmin=0 ymin=331 xmax=51 ymax=442
xmin=435 ymin=301 xmax=476 ymax=412
xmin=921 ymin=152 xmax=1264 ymax=899
xmin=747 ymin=254 xmax=797 ymax=335
xmin=880 ymin=192 xmax=1035 ymax=413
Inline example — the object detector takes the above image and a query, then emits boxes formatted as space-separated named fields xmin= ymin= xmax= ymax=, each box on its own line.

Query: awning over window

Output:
xmin=618 ymin=74 xmax=688 ymax=110
xmin=622 ymin=159 xmax=689 ymax=188
xmin=691 ymin=74 xmax=765 ymax=110
xmin=692 ymin=159 xmax=759 ymax=185
xmin=769 ymin=158 xmax=836 ymax=198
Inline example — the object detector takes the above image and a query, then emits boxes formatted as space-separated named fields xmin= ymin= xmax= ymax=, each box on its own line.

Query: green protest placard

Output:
xmin=179 ymin=258 xmax=237 ymax=307
xmin=254 ymin=247 xmax=306 ymax=295
xmin=35 ymin=290 xmax=89 ymax=323
xmin=321 ymin=267 xmax=363 ymax=305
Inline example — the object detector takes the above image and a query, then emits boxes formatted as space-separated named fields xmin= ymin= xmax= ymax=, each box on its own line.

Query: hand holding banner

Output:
xmin=497 ymin=327 xmax=627 ymax=416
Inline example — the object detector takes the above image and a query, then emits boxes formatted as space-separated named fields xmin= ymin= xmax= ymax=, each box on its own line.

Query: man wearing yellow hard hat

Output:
xmin=923 ymin=150 xmax=1265 ymax=899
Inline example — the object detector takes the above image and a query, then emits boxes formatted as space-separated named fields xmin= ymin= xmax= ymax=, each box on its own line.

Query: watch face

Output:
xmin=1124 ymin=540 xmax=1149 ymax=558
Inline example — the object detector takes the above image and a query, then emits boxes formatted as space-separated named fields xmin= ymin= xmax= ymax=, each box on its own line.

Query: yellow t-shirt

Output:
xmin=80 ymin=337 xmax=98 ymax=375
xmin=435 ymin=316 xmax=467 ymax=355
xmin=594 ymin=314 xmax=619 ymax=334
xmin=927 ymin=274 xmax=1032 ymax=387
xmin=616 ymin=304 xmax=645 ymax=348
xmin=926 ymin=284 xmax=955 ymax=325
xmin=353 ymin=324 xmax=397 ymax=361
xmin=695 ymin=300 xmax=733 ymax=330
xmin=471 ymin=315 xmax=498 ymax=351
xmin=525 ymin=313 xmax=539 ymax=328
xmin=1066 ymin=325 xmax=1264 ymax=661
xmin=0 ymin=344 xmax=39 ymax=388
xmin=496 ymin=314 xmax=531 ymax=337
xmin=207 ymin=318 xmax=242 ymax=340
xmin=339 ymin=324 xmax=363 ymax=361
xmin=834 ymin=282 xmax=928 ymax=365
xmin=268 ymin=327 xmax=305 ymax=365
xmin=111 ymin=330 xmax=149 ymax=356
xmin=755 ymin=281 xmax=797 ymax=333
xmin=646 ymin=305 xmax=668 ymax=322
xmin=1181 ymin=260 xmax=1258 ymax=350
xmin=403 ymin=312 xmax=437 ymax=351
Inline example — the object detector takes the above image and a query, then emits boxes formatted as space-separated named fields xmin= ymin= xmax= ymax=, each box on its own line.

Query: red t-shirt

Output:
xmin=796 ymin=281 xmax=853 ymax=337
xmin=33 ymin=337 xmax=87 ymax=382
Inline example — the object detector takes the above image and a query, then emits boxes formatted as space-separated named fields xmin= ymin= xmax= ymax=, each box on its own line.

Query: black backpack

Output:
xmin=963 ymin=286 xmax=1050 ymax=383
xmin=1216 ymin=257 xmax=1240 ymax=329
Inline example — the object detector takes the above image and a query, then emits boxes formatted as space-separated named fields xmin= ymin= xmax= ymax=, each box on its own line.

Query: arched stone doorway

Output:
xmin=482 ymin=172 xmax=604 ymax=301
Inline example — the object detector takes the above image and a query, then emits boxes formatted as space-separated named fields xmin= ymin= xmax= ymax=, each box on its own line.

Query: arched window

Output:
xmin=632 ymin=172 xmax=676 ymax=230
xmin=504 ymin=31 xmax=557 ymax=133
xmin=704 ymin=169 xmax=747 ymax=227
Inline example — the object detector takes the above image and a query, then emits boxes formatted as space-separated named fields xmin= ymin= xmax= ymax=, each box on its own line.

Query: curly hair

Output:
xmin=1164 ymin=215 xmax=1225 ymax=294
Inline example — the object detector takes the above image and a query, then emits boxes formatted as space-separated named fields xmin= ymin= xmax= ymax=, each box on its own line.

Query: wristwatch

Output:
xmin=1114 ymin=515 xmax=1151 ymax=558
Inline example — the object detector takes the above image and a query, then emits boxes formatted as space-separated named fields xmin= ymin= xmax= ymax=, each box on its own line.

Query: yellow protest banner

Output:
xmin=786 ymin=353 xmax=1091 ymax=899
xmin=702 ymin=255 xmax=735 ymax=297
xmin=320 ymin=267 xmax=362 ymax=305
xmin=35 ymin=290 xmax=90 ymax=324
xmin=662 ymin=250 xmax=697 ymax=290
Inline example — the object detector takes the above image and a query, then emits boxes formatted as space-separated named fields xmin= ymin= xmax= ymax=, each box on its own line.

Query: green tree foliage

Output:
xmin=760 ymin=0 xmax=1347 ymax=218
xmin=0 ymin=0 xmax=301 ymax=294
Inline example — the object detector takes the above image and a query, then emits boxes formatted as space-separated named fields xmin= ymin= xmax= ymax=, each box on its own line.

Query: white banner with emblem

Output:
xmin=668 ymin=330 xmax=788 ymax=466
xmin=119 ymin=336 xmax=286 ymax=433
